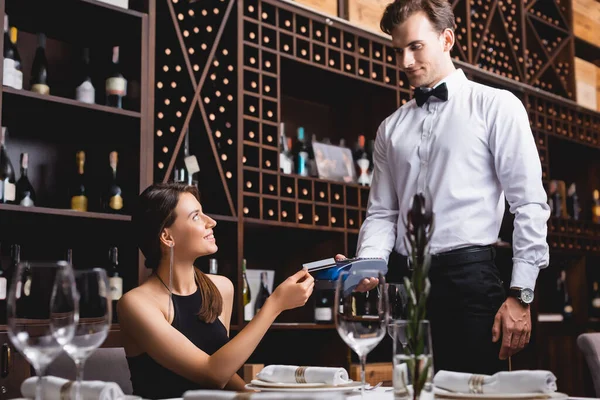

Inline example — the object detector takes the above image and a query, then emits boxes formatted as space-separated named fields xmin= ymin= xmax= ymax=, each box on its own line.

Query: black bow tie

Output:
xmin=414 ymin=83 xmax=449 ymax=107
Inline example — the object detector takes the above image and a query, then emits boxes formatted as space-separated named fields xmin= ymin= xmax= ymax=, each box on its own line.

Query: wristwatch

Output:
xmin=509 ymin=287 xmax=535 ymax=305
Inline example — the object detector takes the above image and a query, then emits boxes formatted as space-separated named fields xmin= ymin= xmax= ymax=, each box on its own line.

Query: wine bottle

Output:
xmin=105 ymin=46 xmax=127 ymax=108
xmin=242 ymin=259 xmax=251 ymax=307
xmin=591 ymin=281 xmax=600 ymax=319
xmin=566 ymin=183 xmax=580 ymax=220
xmin=3 ymin=15 xmax=22 ymax=90
xmin=254 ymin=271 xmax=270 ymax=315
xmin=16 ymin=153 xmax=35 ymax=207
xmin=66 ymin=248 xmax=73 ymax=265
xmin=108 ymin=246 xmax=122 ymax=324
xmin=104 ymin=151 xmax=123 ymax=213
xmin=549 ymin=180 xmax=562 ymax=218
xmin=593 ymin=190 xmax=600 ymax=224
xmin=557 ymin=269 xmax=573 ymax=320
xmin=279 ymin=123 xmax=293 ymax=174
xmin=295 ymin=127 xmax=309 ymax=177
xmin=308 ymin=134 xmax=318 ymax=177
xmin=0 ymin=243 xmax=6 ymax=324
xmin=209 ymin=258 xmax=218 ymax=274
xmin=355 ymin=135 xmax=370 ymax=186
xmin=314 ymin=289 xmax=333 ymax=323
xmin=75 ymin=48 xmax=95 ymax=104
xmin=70 ymin=151 xmax=88 ymax=211
xmin=0 ymin=127 xmax=16 ymax=204
xmin=30 ymin=33 xmax=49 ymax=95
xmin=182 ymin=129 xmax=199 ymax=186
xmin=10 ymin=26 xmax=22 ymax=89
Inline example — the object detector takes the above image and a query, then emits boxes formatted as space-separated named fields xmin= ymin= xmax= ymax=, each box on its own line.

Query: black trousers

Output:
xmin=425 ymin=258 xmax=509 ymax=375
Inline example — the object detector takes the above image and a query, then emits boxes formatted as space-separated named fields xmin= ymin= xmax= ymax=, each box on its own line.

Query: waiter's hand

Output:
xmin=492 ymin=296 xmax=531 ymax=360
xmin=335 ymin=254 xmax=379 ymax=292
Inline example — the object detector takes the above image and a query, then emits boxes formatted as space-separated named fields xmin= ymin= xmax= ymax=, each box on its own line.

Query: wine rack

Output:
xmin=154 ymin=0 xmax=238 ymax=217
xmin=527 ymin=92 xmax=600 ymax=148
xmin=548 ymin=217 xmax=600 ymax=253
xmin=242 ymin=169 xmax=367 ymax=232
xmin=443 ymin=0 xmax=577 ymax=99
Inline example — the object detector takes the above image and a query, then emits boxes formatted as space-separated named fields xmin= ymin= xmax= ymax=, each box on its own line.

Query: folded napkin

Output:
xmin=21 ymin=376 xmax=124 ymax=400
xmin=256 ymin=365 xmax=351 ymax=386
xmin=433 ymin=370 xmax=558 ymax=394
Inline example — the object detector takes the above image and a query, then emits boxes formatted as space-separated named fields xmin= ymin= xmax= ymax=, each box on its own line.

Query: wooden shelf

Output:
xmin=574 ymin=36 xmax=600 ymax=64
xmin=79 ymin=0 xmax=146 ymax=18
xmin=2 ymin=87 xmax=142 ymax=119
xmin=0 ymin=203 xmax=132 ymax=221
xmin=5 ymin=0 xmax=145 ymax=45
xmin=231 ymin=322 xmax=336 ymax=331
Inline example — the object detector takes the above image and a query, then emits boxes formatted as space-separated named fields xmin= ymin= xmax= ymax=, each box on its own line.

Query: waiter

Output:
xmin=337 ymin=0 xmax=550 ymax=374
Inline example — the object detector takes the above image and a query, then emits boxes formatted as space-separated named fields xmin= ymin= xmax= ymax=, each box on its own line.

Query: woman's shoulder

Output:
xmin=118 ymin=279 xmax=165 ymax=315
xmin=202 ymin=271 xmax=234 ymax=297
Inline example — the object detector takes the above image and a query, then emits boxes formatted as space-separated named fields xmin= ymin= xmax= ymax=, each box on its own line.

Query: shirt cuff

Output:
xmin=510 ymin=260 xmax=540 ymax=290
xmin=356 ymin=248 xmax=390 ymax=263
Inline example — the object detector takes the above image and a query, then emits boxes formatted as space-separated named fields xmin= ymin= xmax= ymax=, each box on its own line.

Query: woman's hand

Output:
xmin=270 ymin=269 xmax=315 ymax=312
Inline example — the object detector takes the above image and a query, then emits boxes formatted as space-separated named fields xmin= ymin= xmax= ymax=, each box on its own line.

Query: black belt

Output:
xmin=398 ymin=245 xmax=496 ymax=269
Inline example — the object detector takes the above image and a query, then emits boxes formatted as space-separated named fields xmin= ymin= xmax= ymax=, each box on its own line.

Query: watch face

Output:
xmin=521 ymin=288 xmax=534 ymax=304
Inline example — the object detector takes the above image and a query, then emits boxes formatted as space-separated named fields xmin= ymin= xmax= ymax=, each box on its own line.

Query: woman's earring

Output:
xmin=167 ymin=243 xmax=174 ymax=322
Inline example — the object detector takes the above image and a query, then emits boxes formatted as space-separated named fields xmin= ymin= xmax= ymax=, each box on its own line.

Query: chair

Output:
xmin=46 ymin=347 xmax=133 ymax=395
xmin=577 ymin=333 xmax=600 ymax=397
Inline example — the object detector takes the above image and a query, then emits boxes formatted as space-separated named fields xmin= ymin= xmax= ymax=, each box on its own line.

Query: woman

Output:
xmin=118 ymin=183 xmax=314 ymax=398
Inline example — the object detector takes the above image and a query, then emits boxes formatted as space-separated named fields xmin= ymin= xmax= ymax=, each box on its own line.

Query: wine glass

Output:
xmin=7 ymin=261 xmax=79 ymax=400
xmin=334 ymin=269 xmax=387 ymax=396
xmin=386 ymin=283 xmax=408 ymax=338
xmin=63 ymin=268 xmax=111 ymax=400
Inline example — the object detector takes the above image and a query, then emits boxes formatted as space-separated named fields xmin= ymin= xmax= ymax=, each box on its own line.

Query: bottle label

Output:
xmin=106 ymin=77 xmax=127 ymax=96
xmin=76 ymin=81 xmax=95 ymax=104
xmin=23 ymin=277 xmax=31 ymax=296
xmin=280 ymin=154 xmax=292 ymax=174
xmin=593 ymin=298 xmax=600 ymax=309
xmin=315 ymin=307 xmax=332 ymax=322
xmin=13 ymin=69 xmax=22 ymax=90
xmin=109 ymin=195 xmax=123 ymax=211
xmin=2 ymin=181 xmax=16 ymax=202
xmin=71 ymin=195 xmax=88 ymax=211
xmin=0 ymin=277 xmax=6 ymax=300
xmin=31 ymin=84 xmax=50 ymax=95
xmin=20 ymin=194 xmax=34 ymax=207
xmin=3 ymin=58 xmax=15 ymax=88
xmin=110 ymin=276 xmax=123 ymax=300
xmin=298 ymin=152 xmax=309 ymax=176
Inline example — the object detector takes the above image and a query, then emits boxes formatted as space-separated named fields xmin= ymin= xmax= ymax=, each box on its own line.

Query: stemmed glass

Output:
xmin=334 ymin=269 xmax=388 ymax=396
xmin=7 ymin=261 xmax=79 ymax=400
xmin=63 ymin=268 xmax=111 ymax=400
xmin=386 ymin=283 xmax=408 ymax=338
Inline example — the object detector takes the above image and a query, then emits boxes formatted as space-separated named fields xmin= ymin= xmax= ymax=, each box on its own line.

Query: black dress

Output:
xmin=127 ymin=288 xmax=230 ymax=399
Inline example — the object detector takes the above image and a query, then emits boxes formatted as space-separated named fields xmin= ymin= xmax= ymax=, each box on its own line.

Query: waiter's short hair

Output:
xmin=380 ymin=0 xmax=455 ymax=36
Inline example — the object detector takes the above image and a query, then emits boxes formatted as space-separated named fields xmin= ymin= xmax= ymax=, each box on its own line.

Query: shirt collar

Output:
xmin=431 ymin=68 xmax=467 ymax=99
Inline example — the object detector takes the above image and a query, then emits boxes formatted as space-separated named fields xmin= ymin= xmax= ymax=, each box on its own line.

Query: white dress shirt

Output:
xmin=356 ymin=68 xmax=550 ymax=290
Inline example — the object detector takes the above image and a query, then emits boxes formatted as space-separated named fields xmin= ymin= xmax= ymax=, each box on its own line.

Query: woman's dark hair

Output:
xmin=380 ymin=0 xmax=455 ymax=36
xmin=133 ymin=182 xmax=222 ymax=323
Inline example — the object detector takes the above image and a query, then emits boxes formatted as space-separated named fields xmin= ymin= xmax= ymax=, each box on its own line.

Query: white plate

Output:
xmin=250 ymin=379 xmax=329 ymax=388
xmin=246 ymin=381 xmax=362 ymax=392
xmin=433 ymin=388 xmax=569 ymax=400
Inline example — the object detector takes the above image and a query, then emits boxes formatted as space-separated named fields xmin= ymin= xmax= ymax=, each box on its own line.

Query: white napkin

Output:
xmin=21 ymin=376 xmax=124 ymax=400
xmin=433 ymin=370 xmax=558 ymax=394
xmin=256 ymin=365 xmax=351 ymax=386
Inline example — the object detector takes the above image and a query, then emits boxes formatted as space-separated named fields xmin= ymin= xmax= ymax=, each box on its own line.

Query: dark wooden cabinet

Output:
xmin=0 ymin=332 xmax=32 ymax=399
